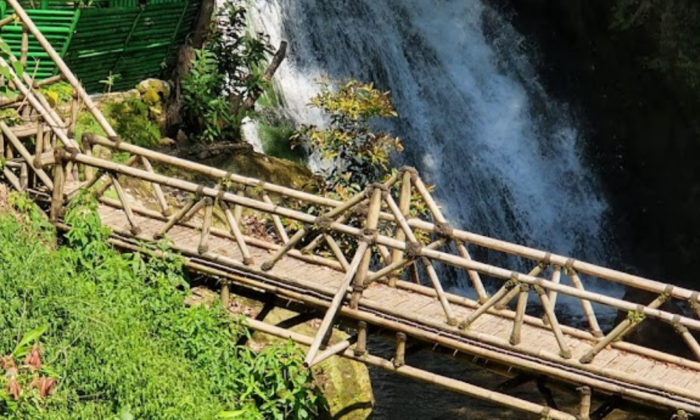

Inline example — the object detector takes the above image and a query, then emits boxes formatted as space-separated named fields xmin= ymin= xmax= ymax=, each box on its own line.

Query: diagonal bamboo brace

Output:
xmin=262 ymin=194 xmax=290 ymax=244
xmin=110 ymin=174 xmax=141 ymax=235
xmin=566 ymin=267 xmax=604 ymax=338
xmin=220 ymin=201 xmax=253 ymax=265
xmin=154 ymin=198 xmax=199 ymax=239
xmin=460 ymin=279 xmax=518 ymax=329
xmin=140 ymin=156 xmax=172 ymax=216
xmin=261 ymin=227 xmax=308 ymax=271
xmin=497 ymin=263 xmax=545 ymax=310
xmin=304 ymin=241 xmax=369 ymax=366
xmin=672 ymin=315 xmax=700 ymax=362
xmin=455 ymin=241 xmax=488 ymax=303
xmin=580 ymin=290 xmax=670 ymax=364
xmin=535 ymin=284 xmax=572 ymax=359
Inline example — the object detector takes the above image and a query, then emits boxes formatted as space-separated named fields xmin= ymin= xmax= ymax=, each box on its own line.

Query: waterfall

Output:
xmin=245 ymin=0 xmax=620 ymax=304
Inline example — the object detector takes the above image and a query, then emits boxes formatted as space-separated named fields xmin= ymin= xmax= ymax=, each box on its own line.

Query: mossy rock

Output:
xmin=250 ymin=306 xmax=374 ymax=420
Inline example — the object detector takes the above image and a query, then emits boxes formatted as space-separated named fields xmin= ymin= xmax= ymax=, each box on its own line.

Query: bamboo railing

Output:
xmin=2 ymin=2 xmax=700 ymax=418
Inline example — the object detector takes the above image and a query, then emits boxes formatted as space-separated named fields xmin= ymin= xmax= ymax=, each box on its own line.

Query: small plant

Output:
xmin=39 ymin=81 xmax=73 ymax=107
xmin=0 ymin=37 xmax=23 ymax=100
xmin=292 ymin=79 xmax=403 ymax=198
xmin=99 ymin=72 xmax=121 ymax=94
xmin=103 ymin=97 xmax=162 ymax=148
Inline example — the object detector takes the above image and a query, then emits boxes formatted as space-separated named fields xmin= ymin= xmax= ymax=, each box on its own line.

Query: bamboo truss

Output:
xmin=3 ymin=3 xmax=700 ymax=419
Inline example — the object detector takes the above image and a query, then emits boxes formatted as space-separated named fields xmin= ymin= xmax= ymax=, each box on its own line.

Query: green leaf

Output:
xmin=11 ymin=60 xmax=22 ymax=78
xmin=13 ymin=325 xmax=48 ymax=356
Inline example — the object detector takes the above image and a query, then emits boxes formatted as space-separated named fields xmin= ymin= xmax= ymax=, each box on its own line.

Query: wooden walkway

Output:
xmin=3 ymin=4 xmax=700 ymax=418
xmin=96 ymin=201 xmax=700 ymax=417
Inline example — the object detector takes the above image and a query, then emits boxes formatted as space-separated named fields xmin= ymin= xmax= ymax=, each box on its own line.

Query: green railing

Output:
xmin=0 ymin=0 xmax=199 ymax=92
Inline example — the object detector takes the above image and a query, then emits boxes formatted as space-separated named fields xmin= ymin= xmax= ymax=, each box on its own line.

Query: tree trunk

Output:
xmin=230 ymin=41 xmax=288 ymax=115
xmin=192 ymin=0 xmax=216 ymax=49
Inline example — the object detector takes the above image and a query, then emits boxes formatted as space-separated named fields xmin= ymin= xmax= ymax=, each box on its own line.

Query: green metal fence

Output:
xmin=0 ymin=0 xmax=199 ymax=92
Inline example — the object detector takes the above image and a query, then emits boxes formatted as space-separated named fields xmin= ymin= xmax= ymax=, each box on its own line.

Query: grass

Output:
xmin=256 ymin=116 xmax=306 ymax=165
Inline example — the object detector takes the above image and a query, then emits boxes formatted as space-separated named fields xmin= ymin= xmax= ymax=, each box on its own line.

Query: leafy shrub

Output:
xmin=75 ymin=97 xmax=161 ymax=148
xmin=292 ymin=79 xmax=404 ymax=198
xmin=0 ymin=194 xmax=325 ymax=419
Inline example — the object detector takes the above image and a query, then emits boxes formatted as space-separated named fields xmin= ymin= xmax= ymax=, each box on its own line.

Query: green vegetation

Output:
xmin=0 ymin=192 xmax=325 ymax=419
xmin=181 ymin=3 xmax=273 ymax=143
xmin=74 ymin=97 xmax=161 ymax=148
xmin=292 ymin=79 xmax=404 ymax=198
xmin=257 ymin=114 xmax=305 ymax=164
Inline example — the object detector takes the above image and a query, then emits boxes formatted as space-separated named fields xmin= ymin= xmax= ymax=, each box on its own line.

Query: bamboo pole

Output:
xmin=261 ymin=228 xmax=308 ymax=271
xmin=578 ymin=386 xmax=592 ymax=420
xmin=49 ymin=154 xmax=65 ymax=222
xmin=546 ymin=266 xmax=562 ymax=320
xmin=302 ymin=213 xmax=350 ymax=254
xmin=58 ymin=149 xmax=700 ymax=332
xmin=110 ymin=175 xmax=141 ymax=235
xmin=460 ymin=280 xmax=517 ymax=329
xmin=535 ymin=285 xmax=572 ymax=359
xmin=304 ymin=241 xmax=369 ymax=366
xmin=567 ymin=268 xmax=604 ymax=337
xmin=580 ymin=293 xmax=669 ymax=364
xmin=198 ymin=198 xmax=213 ymax=254
xmin=0 ymin=122 xmax=53 ymax=189
xmin=672 ymin=319 xmax=700 ymax=362
xmin=20 ymin=25 xmax=28 ymax=68
xmin=101 ymin=235 xmax=700 ymax=413
xmin=233 ymin=190 xmax=244 ymax=222
xmin=243 ymin=317 xmax=578 ymax=420
xmin=2 ymin=166 xmax=22 ymax=192
xmin=139 ymin=156 xmax=171 ymax=216
xmin=221 ymin=281 xmax=230 ymax=308
xmin=310 ymin=339 xmax=353 ymax=367
xmin=324 ymin=234 xmax=349 ymax=271
xmin=497 ymin=264 xmax=544 ymax=309
xmin=155 ymin=199 xmax=195 ymax=238
xmin=0 ymin=15 xmax=16 ymax=28
xmin=33 ymin=121 xmax=44 ymax=168
xmin=262 ymin=194 xmax=289 ymax=243
xmin=6 ymin=0 xmax=118 ymax=139
xmin=394 ymin=332 xmax=407 ymax=367
xmin=365 ymin=239 xmax=447 ymax=285
xmin=355 ymin=321 xmax=367 ymax=356
xmin=351 ymin=187 xmax=383 ymax=309
xmin=390 ymin=171 xmax=412 ymax=287
xmin=19 ymin=163 xmax=27 ymax=191
xmin=93 ymin=156 xmax=139 ymax=197
xmin=34 ymin=74 xmax=64 ymax=89
xmin=455 ymin=241 xmax=489 ymax=303
xmin=510 ymin=284 xmax=529 ymax=346
xmin=221 ymin=201 xmax=253 ymax=265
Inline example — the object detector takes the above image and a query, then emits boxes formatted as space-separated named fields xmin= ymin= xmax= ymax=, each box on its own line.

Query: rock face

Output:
xmin=504 ymin=0 xmax=700 ymax=288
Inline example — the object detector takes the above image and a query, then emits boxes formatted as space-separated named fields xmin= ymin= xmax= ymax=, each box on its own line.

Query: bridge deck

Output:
xmin=96 ymin=202 xmax=700 ymax=412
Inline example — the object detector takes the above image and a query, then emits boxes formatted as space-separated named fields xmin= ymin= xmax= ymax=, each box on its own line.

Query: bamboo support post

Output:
xmin=423 ymin=258 xmax=458 ymax=326
xmin=140 ymin=157 xmax=172 ymax=216
xmin=0 ymin=132 xmax=4 ymax=159
xmin=0 ymin=15 xmax=16 ymax=28
xmin=34 ymin=121 xmax=44 ymax=168
xmin=0 ymin=122 xmax=53 ymax=189
xmin=20 ymin=25 xmax=28 ymax=67
xmin=304 ymin=241 xmax=369 ymax=366
xmin=578 ymin=387 xmax=591 ymax=420
xmin=49 ymin=153 xmax=65 ymax=222
xmin=690 ymin=292 xmax=700 ymax=320
xmin=154 ymin=198 xmax=199 ymax=239
xmin=198 ymin=198 xmax=214 ymax=254
xmin=460 ymin=280 xmax=517 ymax=329
xmin=110 ymin=175 xmax=141 ymax=235
xmin=672 ymin=316 xmax=700 ymax=362
xmin=377 ymin=244 xmax=393 ymax=266
xmin=354 ymin=321 xmax=367 ymax=357
xmin=221 ymin=202 xmax=253 ymax=265
xmin=302 ymin=213 xmax=350 ymax=254
xmin=580 ymin=291 xmax=669 ymax=364
xmin=510 ymin=284 xmax=529 ymax=345
xmin=455 ymin=241 xmax=488 ymax=303
xmin=566 ymin=267 xmax=604 ymax=337
xmin=534 ymin=284 xmax=572 ymax=358
xmin=221 ymin=281 xmax=230 ymax=308
xmin=82 ymin=136 xmax=94 ymax=181
xmin=262 ymin=194 xmax=290 ymax=243
xmin=311 ymin=339 xmax=353 ymax=367
xmin=19 ymin=163 xmax=27 ymax=191
xmin=394 ymin=332 xmax=407 ymax=367
xmin=351 ymin=187 xmax=383 ymax=309
xmin=390 ymin=171 xmax=412 ymax=287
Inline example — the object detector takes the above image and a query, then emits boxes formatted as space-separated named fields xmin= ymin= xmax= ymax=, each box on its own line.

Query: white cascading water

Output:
xmin=245 ymin=0 xmax=621 ymax=310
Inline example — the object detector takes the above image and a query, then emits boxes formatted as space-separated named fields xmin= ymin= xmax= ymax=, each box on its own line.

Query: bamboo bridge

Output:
xmin=2 ymin=2 xmax=700 ymax=419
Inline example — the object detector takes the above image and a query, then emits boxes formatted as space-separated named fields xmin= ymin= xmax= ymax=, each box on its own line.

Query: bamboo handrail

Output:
xmin=56 ymin=149 xmax=700 ymax=333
